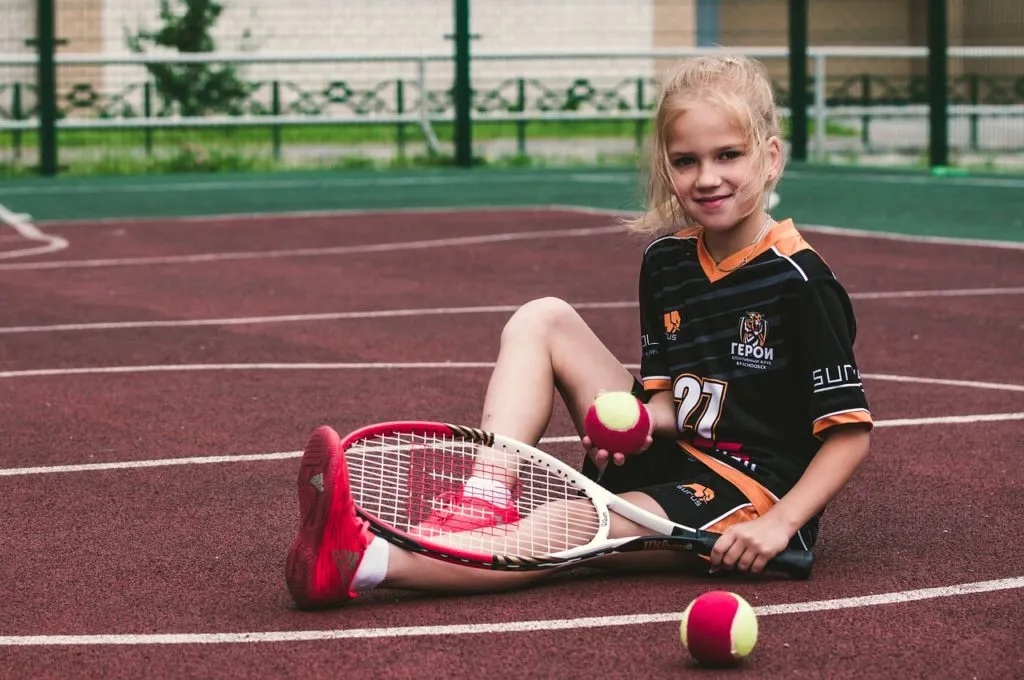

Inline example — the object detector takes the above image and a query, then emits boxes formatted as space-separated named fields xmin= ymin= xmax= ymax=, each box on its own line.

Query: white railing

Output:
xmin=1 ymin=46 xmax=1022 ymax=157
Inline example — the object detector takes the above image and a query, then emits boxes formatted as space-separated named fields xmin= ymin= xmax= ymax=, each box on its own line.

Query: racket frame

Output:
xmin=341 ymin=421 xmax=813 ymax=578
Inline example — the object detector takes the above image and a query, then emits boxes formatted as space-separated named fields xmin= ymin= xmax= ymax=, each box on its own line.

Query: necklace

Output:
xmin=707 ymin=215 xmax=774 ymax=273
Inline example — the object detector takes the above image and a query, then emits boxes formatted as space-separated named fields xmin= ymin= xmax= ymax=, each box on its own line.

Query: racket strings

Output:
xmin=345 ymin=431 xmax=601 ymax=558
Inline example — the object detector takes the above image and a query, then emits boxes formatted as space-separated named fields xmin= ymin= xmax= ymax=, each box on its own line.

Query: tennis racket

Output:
xmin=341 ymin=421 xmax=814 ymax=579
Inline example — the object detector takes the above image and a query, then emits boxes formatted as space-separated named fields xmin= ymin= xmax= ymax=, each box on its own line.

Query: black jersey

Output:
xmin=639 ymin=219 xmax=873 ymax=499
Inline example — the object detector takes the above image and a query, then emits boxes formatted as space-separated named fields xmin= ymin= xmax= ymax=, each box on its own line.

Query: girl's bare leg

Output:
xmin=470 ymin=297 xmax=637 ymax=485
xmin=381 ymin=492 xmax=699 ymax=592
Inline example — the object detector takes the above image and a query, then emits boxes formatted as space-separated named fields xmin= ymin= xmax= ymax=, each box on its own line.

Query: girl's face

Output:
xmin=665 ymin=101 xmax=778 ymax=235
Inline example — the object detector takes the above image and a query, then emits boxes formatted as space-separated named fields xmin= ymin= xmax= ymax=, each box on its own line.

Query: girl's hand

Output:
xmin=581 ymin=431 xmax=653 ymax=467
xmin=709 ymin=515 xmax=793 ymax=574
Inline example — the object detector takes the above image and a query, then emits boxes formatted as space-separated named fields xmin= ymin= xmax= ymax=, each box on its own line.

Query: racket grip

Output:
xmin=767 ymin=547 xmax=814 ymax=579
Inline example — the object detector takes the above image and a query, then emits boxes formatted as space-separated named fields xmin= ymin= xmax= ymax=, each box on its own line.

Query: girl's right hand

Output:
xmin=581 ymin=430 xmax=654 ymax=467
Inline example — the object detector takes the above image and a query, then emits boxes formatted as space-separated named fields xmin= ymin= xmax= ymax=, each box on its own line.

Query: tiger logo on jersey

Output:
xmin=677 ymin=483 xmax=715 ymax=507
xmin=731 ymin=311 xmax=774 ymax=370
xmin=739 ymin=311 xmax=768 ymax=346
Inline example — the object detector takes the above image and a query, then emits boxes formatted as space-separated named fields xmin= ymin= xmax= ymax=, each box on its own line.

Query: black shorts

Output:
xmin=580 ymin=379 xmax=816 ymax=550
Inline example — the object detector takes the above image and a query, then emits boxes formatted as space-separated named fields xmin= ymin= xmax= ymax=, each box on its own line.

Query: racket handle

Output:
xmin=701 ymin=532 xmax=814 ymax=579
xmin=767 ymin=547 xmax=814 ymax=579
xmin=679 ymin=531 xmax=815 ymax=579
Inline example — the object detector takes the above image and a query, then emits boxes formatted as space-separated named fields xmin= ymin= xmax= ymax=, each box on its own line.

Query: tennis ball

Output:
xmin=583 ymin=391 xmax=651 ymax=453
xmin=680 ymin=591 xmax=758 ymax=666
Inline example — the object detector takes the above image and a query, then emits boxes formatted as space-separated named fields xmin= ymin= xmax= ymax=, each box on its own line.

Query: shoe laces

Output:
xmin=429 ymin=490 xmax=518 ymax=525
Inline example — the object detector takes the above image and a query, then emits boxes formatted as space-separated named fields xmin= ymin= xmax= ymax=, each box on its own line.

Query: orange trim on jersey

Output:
xmin=770 ymin=219 xmax=814 ymax=257
xmin=642 ymin=377 xmax=671 ymax=391
xmin=812 ymin=410 xmax=874 ymax=438
xmin=692 ymin=219 xmax=809 ymax=282
xmin=678 ymin=441 xmax=777 ymax=516
xmin=705 ymin=505 xmax=760 ymax=534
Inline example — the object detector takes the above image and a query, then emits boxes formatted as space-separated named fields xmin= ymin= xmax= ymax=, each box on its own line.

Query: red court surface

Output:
xmin=1 ymin=207 xmax=1022 ymax=679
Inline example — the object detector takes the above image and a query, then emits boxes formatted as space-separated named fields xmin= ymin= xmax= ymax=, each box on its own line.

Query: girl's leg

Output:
xmin=480 ymin=297 xmax=636 ymax=443
xmin=381 ymin=491 xmax=696 ymax=593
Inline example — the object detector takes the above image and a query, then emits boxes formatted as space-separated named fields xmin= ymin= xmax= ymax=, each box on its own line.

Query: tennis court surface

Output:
xmin=1 ymin=167 xmax=1022 ymax=678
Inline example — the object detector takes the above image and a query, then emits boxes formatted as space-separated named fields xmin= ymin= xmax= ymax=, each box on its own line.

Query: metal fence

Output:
xmin=1 ymin=0 xmax=1022 ymax=176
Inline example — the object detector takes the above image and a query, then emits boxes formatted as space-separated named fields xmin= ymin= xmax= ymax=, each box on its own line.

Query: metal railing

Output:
xmin=2 ymin=45 xmax=1022 ymax=161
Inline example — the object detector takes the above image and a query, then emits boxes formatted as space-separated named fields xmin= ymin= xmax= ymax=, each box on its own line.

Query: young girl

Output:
xmin=285 ymin=55 xmax=873 ymax=608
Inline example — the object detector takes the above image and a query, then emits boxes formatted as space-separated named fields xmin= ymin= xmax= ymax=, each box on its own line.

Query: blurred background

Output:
xmin=0 ymin=0 xmax=1021 ymax=177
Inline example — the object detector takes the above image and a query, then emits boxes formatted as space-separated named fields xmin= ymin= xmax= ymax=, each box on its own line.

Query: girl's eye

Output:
xmin=720 ymin=149 xmax=743 ymax=160
xmin=672 ymin=156 xmax=695 ymax=167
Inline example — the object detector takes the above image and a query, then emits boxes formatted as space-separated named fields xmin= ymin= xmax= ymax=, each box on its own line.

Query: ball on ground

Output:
xmin=680 ymin=590 xmax=758 ymax=666
xmin=583 ymin=391 xmax=651 ymax=453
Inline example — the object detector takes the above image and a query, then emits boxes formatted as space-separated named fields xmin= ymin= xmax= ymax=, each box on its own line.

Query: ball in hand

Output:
xmin=583 ymin=391 xmax=651 ymax=453
xmin=680 ymin=591 xmax=758 ymax=666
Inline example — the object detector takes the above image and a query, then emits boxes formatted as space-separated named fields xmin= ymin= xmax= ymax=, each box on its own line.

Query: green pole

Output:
xmin=36 ymin=0 xmax=58 ymax=176
xmin=927 ymin=0 xmax=949 ymax=169
xmin=787 ymin=0 xmax=808 ymax=163
xmin=452 ymin=0 xmax=473 ymax=167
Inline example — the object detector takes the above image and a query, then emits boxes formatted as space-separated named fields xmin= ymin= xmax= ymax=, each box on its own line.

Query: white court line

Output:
xmin=0 ymin=172 xmax=631 ymax=198
xmin=1 ymin=412 xmax=1021 ymax=477
xmin=573 ymin=169 xmax=1024 ymax=190
xmin=18 ymin=203 xmax=1024 ymax=252
xmin=0 ymin=168 xmax=1020 ymax=200
xmin=0 ymin=224 xmax=625 ymax=271
xmin=0 ymin=203 xmax=69 ymax=260
xmin=0 ymin=576 xmax=1020 ymax=646
xmin=1 ymin=362 xmax=1022 ymax=394
xmin=3 ymin=287 xmax=1022 ymax=334
xmin=859 ymin=373 xmax=1024 ymax=393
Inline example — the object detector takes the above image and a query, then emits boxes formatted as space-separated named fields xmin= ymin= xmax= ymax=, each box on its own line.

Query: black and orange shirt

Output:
xmin=639 ymin=219 xmax=873 ymax=498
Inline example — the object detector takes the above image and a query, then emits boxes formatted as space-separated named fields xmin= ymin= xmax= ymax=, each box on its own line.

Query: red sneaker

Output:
xmin=286 ymin=425 xmax=372 ymax=609
xmin=417 ymin=492 xmax=521 ymax=533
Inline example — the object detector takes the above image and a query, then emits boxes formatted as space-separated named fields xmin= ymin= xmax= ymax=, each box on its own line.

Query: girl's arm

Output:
xmin=710 ymin=424 xmax=871 ymax=573
xmin=644 ymin=389 xmax=680 ymax=439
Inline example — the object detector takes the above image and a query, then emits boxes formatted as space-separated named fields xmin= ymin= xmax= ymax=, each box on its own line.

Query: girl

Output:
xmin=286 ymin=55 xmax=872 ymax=608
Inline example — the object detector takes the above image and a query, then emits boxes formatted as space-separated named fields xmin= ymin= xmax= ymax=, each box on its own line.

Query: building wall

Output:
xmin=1 ymin=0 xmax=1020 ymax=115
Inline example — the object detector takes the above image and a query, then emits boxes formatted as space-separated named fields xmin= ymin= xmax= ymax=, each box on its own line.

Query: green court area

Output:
xmin=0 ymin=164 xmax=1021 ymax=242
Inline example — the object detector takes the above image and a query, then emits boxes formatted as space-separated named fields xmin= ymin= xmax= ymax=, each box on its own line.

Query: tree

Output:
xmin=126 ymin=0 xmax=252 ymax=116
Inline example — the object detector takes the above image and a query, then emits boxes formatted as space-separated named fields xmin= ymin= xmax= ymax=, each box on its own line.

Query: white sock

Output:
xmin=352 ymin=536 xmax=389 ymax=592
xmin=462 ymin=476 xmax=512 ymax=508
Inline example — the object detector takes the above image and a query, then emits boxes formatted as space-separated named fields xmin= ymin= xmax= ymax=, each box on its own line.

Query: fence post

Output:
xmin=516 ymin=78 xmax=526 ymax=156
xmin=968 ymin=74 xmax=979 ymax=152
xmin=35 ymin=0 xmax=59 ymax=176
xmin=812 ymin=53 xmax=826 ymax=161
xmin=788 ymin=0 xmax=809 ymax=163
xmin=144 ymin=82 xmax=153 ymax=156
xmin=12 ymin=82 xmax=22 ymax=159
xmin=927 ymin=0 xmax=949 ymax=169
xmin=861 ymin=74 xmax=871 ymax=148
xmin=452 ymin=0 xmax=473 ymax=167
xmin=271 ymin=80 xmax=281 ymax=162
xmin=396 ymin=79 xmax=406 ymax=160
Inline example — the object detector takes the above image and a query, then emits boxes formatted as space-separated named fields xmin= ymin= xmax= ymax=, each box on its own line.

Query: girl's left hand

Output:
xmin=709 ymin=516 xmax=793 ymax=574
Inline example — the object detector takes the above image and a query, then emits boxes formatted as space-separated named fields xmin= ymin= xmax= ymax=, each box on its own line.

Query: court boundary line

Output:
xmin=0 ymin=223 xmax=629 ymax=272
xmin=0 ymin=362 xmax=1021 ymax=394
xmin=1 ymin=411 xmax=1021 ymax=478
xmin=1 ymin=204 xmax=1020 ymax=251
xmin=0 ymin=576 xmax=1020 ymax=646
xmin=0 ymin=287 xmax=1021 ymax=335
xmin=0 ymin=203 xmax=69 ymax=260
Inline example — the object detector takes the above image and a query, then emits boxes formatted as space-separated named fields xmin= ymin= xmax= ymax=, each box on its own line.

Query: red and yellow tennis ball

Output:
xmin=680 ymin=591 xmax=758 ymax=666
xmin=583 ymin=391 xmax=652 ymax=453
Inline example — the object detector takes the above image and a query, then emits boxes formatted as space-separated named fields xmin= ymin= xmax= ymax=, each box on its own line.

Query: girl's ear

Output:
xmin=767 ymin=135 xmax=784 ymax=178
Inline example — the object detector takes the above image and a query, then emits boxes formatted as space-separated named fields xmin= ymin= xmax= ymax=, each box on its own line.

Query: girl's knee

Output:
xmin=502 ymin=297 xmax=580 ymax=341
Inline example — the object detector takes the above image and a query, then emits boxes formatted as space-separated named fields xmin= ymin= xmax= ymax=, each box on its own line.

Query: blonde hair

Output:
xmin=625 ymin=54 xmax=784 ymax=237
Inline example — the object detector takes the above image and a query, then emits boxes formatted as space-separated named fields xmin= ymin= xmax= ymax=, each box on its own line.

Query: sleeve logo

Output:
xmin=663 ymin=310 xmax=682 ymax=338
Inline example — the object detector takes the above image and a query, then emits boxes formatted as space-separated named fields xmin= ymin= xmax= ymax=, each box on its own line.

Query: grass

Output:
xmin=0 ymin=118 xmax=891 ymax=178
